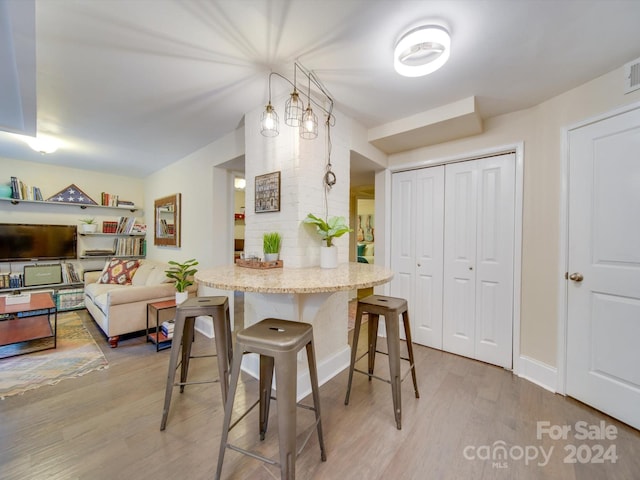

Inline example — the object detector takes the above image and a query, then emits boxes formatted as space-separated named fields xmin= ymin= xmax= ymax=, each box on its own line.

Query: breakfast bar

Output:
xmin=195 ymin=262 xmax=393 ymax=397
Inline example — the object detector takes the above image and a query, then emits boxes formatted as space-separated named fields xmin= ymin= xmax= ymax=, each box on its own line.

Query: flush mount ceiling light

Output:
xmin=394 ymin=25 xmax=451 ymax=77
xmin=26 ymin=135 xmax=60 ymax=154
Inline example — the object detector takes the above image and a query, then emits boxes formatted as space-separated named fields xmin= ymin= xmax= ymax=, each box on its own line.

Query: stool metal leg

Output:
xmin=259 ymin=354 xmax=274 ymax=440
xmin=368 ymin=312 xmax=380 ymax=379
xmin=212 ymin=308 xmax=232 ymax=402
xmin=402 ymin=309 xmax=420 ymax=399
xmin=274 ymin=350 xmax=298 ymax=480
xmin=344 ymin=303 xmax=365 ymax=405
xmin=160 ymin=312 xmax=187 ymax=431
xmin=306 ymin=340 xmax=327 ymax=461
xmin=385 ymin=314 xmax=402 ymax=430
xmin=180 ymin=316 xmax=195 ymax=393
xmin=215 ymin=345 xmax=244 ymax=480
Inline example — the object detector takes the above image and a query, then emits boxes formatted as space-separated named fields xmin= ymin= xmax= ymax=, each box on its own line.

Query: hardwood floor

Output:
xmin=1 ymin=296 xmax=638 ymax=480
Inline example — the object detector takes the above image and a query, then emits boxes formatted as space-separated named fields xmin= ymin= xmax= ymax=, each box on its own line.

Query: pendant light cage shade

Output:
xmin=300 ymin=106 xmax=318 ymax=139
xmin=285 ymin=89 xmax=304 ymax=127
xmin=260 ymin=103 xmax=279 ymax=137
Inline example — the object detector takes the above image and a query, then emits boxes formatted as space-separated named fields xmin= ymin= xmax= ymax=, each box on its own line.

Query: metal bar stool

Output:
xmin=216 ymin=318 xmax=326 ymax=480
xmin=160 ymin=296 xmax=232 ymax=431
xmin=344 ymin=294 xmax=419 ymax=429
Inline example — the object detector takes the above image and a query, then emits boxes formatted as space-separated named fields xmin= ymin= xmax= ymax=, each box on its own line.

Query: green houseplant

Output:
xmin=303 ymin=214 xmax=352 ymax=247
xmin=263 ymin=232 xmax=282 ymax=261
xmin=165 ymin=258 xmax=198 ymax=303
xmin=303 ymin=214 xmax=353 ymax=268
xmin=79 ymin=217 xmax=97 ymax=233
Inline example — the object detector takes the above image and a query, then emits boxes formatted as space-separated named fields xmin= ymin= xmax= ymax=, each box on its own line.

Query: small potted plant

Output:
xmin=165 ymin=258 xmax=198 ymax=304
xmin=303 ymin=214 xmax=352 ymax=268
xmin=79 ymin=217 xmax=98 ymax=234
xmin=263 ymin=232 xmax=281 ymax=262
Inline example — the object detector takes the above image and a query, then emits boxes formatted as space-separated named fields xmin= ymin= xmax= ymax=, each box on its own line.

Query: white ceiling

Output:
xmin=2 ymin=0 xmax=640 ymax=178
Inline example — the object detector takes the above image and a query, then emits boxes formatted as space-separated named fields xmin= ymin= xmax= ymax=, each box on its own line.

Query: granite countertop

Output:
xmin=195 ymin=262 xmax=394 ymax=294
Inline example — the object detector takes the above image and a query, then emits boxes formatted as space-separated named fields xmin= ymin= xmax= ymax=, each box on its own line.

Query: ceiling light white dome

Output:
xmin=394 ymin=25 xmax=451 ymax=77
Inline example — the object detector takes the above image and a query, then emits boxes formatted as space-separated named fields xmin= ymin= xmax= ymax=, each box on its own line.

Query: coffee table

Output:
xmin=0 ymin=292 xmax=57 ymax=358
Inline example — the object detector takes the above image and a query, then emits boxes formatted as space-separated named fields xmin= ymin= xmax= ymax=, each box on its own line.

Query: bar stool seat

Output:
xmin=216 ymin=318 xmax=326 ymax=480
xmin=344 ymin=294 xmax=419 ymax=429
xmin=160 ymin=296 xmax=232 ymax=431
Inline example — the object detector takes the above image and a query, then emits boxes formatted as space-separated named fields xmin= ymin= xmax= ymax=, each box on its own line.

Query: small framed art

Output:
xmin=255 ymin=171 xmax=280 ymax=213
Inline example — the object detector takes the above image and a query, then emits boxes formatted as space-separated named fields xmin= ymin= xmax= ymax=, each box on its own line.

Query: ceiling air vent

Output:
xmin=624 ymin=56 xmax=640 ymax=94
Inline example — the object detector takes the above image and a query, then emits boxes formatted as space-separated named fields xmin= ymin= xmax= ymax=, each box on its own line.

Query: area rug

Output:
xmin=0 ymin=312 xmax=108 ymax=399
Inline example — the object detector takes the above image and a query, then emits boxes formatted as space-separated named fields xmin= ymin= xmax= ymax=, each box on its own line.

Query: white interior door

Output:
xmin=443 ymin=154 xmax=515 ymax=368
xmin=390 ymin=167 xmax=445 ymax=348
xmin=567 ymin=107 xmax=640 ymax=430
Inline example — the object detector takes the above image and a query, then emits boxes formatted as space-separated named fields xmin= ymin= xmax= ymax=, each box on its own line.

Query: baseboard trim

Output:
xmin=518 ymin=355 xmax=557 ymax=393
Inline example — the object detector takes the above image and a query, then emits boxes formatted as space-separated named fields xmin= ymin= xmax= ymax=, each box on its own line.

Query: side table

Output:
xmin=0 ymin=292 xmax=57 ymax=358
xmin=146 ymin=299 xmax=176 ymax=352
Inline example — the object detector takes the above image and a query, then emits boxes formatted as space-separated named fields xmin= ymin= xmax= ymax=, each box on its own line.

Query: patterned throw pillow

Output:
xmin=98 ymin=259 xmax=140 ymax=285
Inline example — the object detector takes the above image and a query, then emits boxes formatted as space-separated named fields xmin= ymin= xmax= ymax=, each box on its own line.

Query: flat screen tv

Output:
xmin=0 ymin=223 xmax=77 ymax=262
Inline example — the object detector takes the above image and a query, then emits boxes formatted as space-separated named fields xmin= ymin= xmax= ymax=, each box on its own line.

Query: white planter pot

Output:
xmin=264 ymin=253 xmax=279 ymax=262
xmin=175 ymin=291 xmax=189 ymax=305
xmin=320 ymin=245 xmax=338 ymax=269
xmin=81 ymin=224 xmax=98 ymax=233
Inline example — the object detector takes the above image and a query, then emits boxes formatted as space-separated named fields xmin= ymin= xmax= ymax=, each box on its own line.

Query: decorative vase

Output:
xmin=320 ymin=245 xmax=338 ymax=269
xmin=264 ymin=253 xmax=279 ymax=262
xmin=175 ymin=291 xmax=188 ymax=305
xmin=0 ymin=184 xmax=12 ymax=198
xmin=81 ymin=224 xmax=98 ymax=233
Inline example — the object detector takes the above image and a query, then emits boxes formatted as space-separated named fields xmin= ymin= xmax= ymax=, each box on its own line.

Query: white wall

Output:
xmin=143 ymin=127 xmax=244 ymax=269
xmin=385 ymin=65 xmax=640 ymax=368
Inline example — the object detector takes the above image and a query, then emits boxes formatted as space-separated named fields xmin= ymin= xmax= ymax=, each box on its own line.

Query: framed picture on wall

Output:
xmin=255 ymin=171 xmax=280 ymax=213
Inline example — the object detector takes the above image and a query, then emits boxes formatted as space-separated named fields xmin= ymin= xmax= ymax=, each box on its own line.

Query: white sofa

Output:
xmin=84 ymin=259 xmax=195 ymax=347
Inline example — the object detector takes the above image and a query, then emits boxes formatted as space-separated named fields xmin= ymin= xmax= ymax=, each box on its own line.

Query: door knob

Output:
xmin=569 ymin=272 xmax=584 ymax=282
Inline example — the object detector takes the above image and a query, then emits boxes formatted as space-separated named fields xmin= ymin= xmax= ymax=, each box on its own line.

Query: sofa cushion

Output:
xmin=145 ymin=264 xmax=172 ymax=286
xmin=98 ymin=258 xmax=140 ymax=285
xmin=131 ymin=262 xmax=155 ymax=286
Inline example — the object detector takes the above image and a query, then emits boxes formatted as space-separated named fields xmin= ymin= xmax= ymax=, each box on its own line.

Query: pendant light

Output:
xmin=260 ymin=74 xmax=279 ymax=137
xmin=285 ymin=67 xmax=304 ymax=127
xmin=300 ymin=74 xmax=318 ymax=139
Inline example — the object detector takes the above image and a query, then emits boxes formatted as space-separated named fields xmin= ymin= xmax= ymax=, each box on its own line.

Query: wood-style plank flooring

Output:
xmin=1 ymin=294 xmax=639 ymax=480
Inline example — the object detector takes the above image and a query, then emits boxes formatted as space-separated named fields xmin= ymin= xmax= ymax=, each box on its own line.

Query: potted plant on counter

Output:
xmin=303 ymin=213 xmax=352 ymax=268
xmin=79 ymin=217 xmax=98 ymax=234
xmin=165 ymin=258 xmax=198 ymax=304
xmin=263 ymin=232 xmax=282 ymax=262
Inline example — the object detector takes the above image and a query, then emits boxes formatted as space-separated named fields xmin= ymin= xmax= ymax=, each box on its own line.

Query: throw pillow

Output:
xmin=98 ymin=259 xmax=140 ymax=285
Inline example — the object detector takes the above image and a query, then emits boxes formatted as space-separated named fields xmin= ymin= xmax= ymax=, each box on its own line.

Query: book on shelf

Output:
xmin=161 ymin=320 xmax=175 ymax=338
xmin=113 ymin=237 xmax=145 ymax=256
xmin=61 ymin=263 xmax=81 ymax=284
xmin=102 ymin=221 xmax=118 ymax=233
xmin=101 ymin=192 xmax=116 ymax=206
xmin=9 ymin=176 xmax=43 ymax=201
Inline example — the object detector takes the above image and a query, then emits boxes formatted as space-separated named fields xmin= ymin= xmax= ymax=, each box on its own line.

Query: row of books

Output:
xmin=61 ymin=263 xmax=81 ymax=284
xmin=113 ymin=237 xmax=146 ymax=257
xmin=101 ymin=192 xmax=135 ymax=208
xmin=157 ymin=219 xmax=175 ymax=236
xmin=161 ymin=320 xmax=175 ymax=339
xmin=111 ymin=216 xmax=143 ymax=234
xmin=0 ymin=272 xmax=23 ymax=289
xmin=102 ymin=220 xmax=146 ymax=234
xmin=10 ymin=176 xmax=43 ymax=201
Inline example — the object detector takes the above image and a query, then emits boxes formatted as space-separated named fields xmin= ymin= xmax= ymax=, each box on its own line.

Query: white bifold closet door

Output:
xmin=390 ymin=153 xmax=515 ymax=369
xmin=442 ymin=154 xmax=515 ymax=368
xmin=390 ymin=166 xmax=445 ymax=349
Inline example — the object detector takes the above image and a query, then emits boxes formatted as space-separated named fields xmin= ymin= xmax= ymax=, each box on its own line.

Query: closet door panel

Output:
xmin=474 ymin=154 xmax=515 ymax=368
xmin=443 ymin=163 xmax=477 ymax=356
xmin=414 ymin=167 xmax=444 ymax=348
xmin=391 ymin=172 xmax=416 ymax=326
